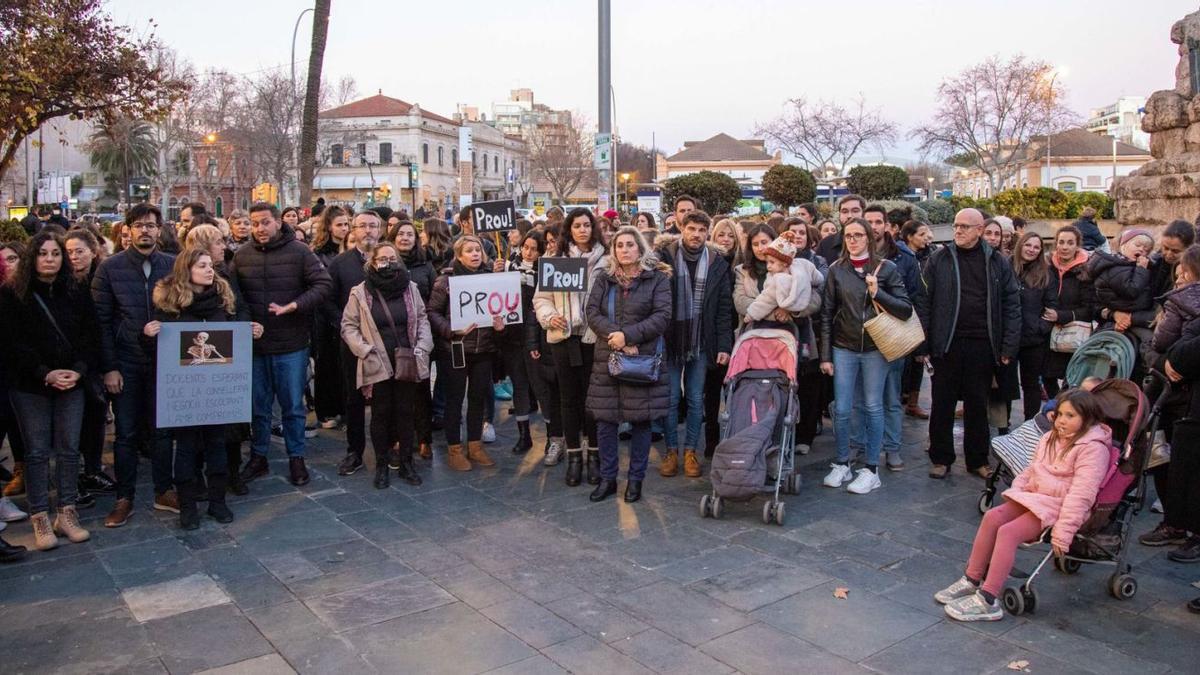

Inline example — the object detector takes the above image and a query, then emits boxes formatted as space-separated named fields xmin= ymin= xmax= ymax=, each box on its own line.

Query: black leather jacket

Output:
xmin=914 ymin=241 xmax=1021 ymax=362
xmin=819 ymin=258 xmax=912 ymax=362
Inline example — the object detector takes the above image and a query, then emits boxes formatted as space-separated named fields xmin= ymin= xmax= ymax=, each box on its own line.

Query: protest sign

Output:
xmin=538 ymin=257 xmax=588 ymax=292
xmin=470 ymin=199 xmax=517 ymax=233
xmin=448 ymin=271 xmax=523 ymax=331
xmin=156 ymin=321 xmax=253 ymax=428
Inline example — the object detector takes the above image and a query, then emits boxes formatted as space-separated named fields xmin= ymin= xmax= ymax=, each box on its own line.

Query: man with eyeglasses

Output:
xmin=233 ymin=203 xmax=331 ymax=486
xmin=92 ymin=203 xmax=178 ymax=527
xmin=914 ymin=208 xmax=1020 ymax=480
xmin=814 ymin=194 xmax=866 ymax=264
xmin=327 ymin=211 xmax=382 ymax=476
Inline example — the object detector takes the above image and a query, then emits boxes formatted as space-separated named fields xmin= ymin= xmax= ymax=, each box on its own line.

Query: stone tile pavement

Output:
xmin=1 ymin=406 xmax=1198 ymax=674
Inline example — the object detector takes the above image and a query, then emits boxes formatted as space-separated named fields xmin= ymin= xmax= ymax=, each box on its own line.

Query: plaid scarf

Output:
xmin=671 ymin=243 xmax=708 ymax=363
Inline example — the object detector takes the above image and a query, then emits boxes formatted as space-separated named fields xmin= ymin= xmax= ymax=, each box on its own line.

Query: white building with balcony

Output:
xmin=1087 ymin=96 xmax=1149 ymax=151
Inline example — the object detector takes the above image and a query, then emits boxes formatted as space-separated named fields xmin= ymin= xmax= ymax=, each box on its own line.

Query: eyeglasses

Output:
xmin=951 ymin=223 xmax=976 ymax=231
xmin=375 ymin=256 xmax=399 ymax=264
xmin=130 ymin=222 xmax=159 ymax=231
xmin=844 ymin=232 xmax=868 ymax=241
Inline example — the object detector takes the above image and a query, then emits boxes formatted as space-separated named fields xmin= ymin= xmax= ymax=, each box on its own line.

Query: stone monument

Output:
xmin=1114 ymin=7 xmax=1200 ymax=227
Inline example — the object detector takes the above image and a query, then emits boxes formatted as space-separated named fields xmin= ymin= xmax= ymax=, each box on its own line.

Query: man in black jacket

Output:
xmin=92 ymin=203 xmax=177 ymax=527
xmin=814 ymin=194 xmax=866 ymax=264
xmin=658 ymin=210 xmax=732 ymax=478
xmin=915 ymin=208 xmax=1020 ymax=479
xmin=233 ymin=203 xmax=332 ymax=486
xmin=328 ymin=211 xmax=381 ymax=476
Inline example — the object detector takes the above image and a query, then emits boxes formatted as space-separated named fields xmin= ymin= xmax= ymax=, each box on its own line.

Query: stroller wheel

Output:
xmin=787 ymin=474 xmax=802 ymax=495
xmin=774 ymin=502 xmax=786 ymax=526
xmin=1022 ymin=587 xmax=1039 ymax=614
xmin=1053 ymin=556 xmax=1082 ymax=575
xmin=1108 ymin=573 xmax=1138 ymax=600
xmin=762 ymin=501 xmax=773 ymax=525
xmin=699 ymin=495 xmax=711 ymax=518
xmin=1002 ymin=587 xmax=1026 ymax=616
xmin=977 ymin=491 xmax=994 ymax=515
xmin=711 ymin=496 xmax=724 ymax=520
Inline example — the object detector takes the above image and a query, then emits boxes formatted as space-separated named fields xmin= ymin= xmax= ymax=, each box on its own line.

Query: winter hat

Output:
xmin=603 ymin=209 xmax=619 ymax=220
xmin=1119 ymin=228 xmax=1153 ymax=248
xmin=765 ymin=231 xmax=797 ymax=265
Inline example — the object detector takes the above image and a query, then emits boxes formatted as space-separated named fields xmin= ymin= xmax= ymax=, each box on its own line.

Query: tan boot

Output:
xmin=467 ymin=440 xmax=495 ymax=467
xmin=53 ymin=505 xmax=91 ymax=543
xmin=683 ymin=449 xmax=702 ymax=478
xmin=446 ymin=444 xmax=472 ymax=472
xmin=3 ymin=462 xmax=25 ymax=497
xmin=660 ymin=449 xmax=679 ymax=477
xmin=30 ymin=512 xmax=58 ymax=551
xmin=418 ymin=442 xmax=433 ymax=461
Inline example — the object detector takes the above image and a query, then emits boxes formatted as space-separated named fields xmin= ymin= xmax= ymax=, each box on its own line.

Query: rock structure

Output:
xmin=1114 ymin=7 xmax=1200 ymax=226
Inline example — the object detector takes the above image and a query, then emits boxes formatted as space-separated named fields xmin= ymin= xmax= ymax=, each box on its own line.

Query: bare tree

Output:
xmin=755 ymin=96 xmax=897 ymax=177
xmin=321 ymin=75 xmax=358 ymax=109
xmin=241 ymin=71 xmax=302 ymax=195
xmin=147 ymin=46 xmax=198 ymax=214
xmin=527 ymin=111 xmax=594 ymax=205
xmin=910 ymin=54 xmax=1078 ymax=194
xmin=298 ymin=0 xmax=331 ymax=209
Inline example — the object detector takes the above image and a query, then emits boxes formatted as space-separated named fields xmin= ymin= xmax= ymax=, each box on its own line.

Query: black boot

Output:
xmin=226 ymin=442 xmax=248 ymax=495
xmin=511 ymin=420 xmax=533 ymax=454
xmin=374 ymin=461 xmax=390 ymax=489
xmin=206 ymin=474 xmax=234 ymax=523
xmin=624 ymin=480 xmax=643 ymax=503
xmin=397 ymin=456 xmax=423 ymax=486
xmin=586 ymin=449 xmax=601 ymax=485
xmin=590 ymin=479 xmax=617 ymax=502
xmin=565 ymin=450 xmax=583 ymax=487
xmin=177 ymin=482 xmax=200 ymax=531
xmin=0 ymin=535 xmax=27 ymax=563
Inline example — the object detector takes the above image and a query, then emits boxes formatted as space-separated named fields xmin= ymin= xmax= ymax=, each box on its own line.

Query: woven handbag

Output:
xmin=861 ymin=264 xmax=923 ymax=362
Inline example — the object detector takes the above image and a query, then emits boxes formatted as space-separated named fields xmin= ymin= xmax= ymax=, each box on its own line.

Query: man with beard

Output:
xmin=327 ymin=212 xmax=382 ymax=476
xmin=233 ymin=203 xmax=331 ymax=486
xmin=92 ymin=204 xmax=178 ymax=527
xmin=814 ymin=194 xmax=866 ymax=263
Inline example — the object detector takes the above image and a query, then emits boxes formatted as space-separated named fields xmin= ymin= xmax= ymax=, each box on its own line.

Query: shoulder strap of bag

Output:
xmin=607 ymin=284 xmax=617 ymax=321
xmin=373 ymin=289 xmax=403 ymax=345
xmin=33 ymin=292 xmax=73 ymax=348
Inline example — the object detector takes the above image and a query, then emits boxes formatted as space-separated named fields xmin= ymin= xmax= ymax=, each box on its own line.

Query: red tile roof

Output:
xmin=667 ymin=133 xmax=773 ymax=162
xmin=321 ymin=94 xmax=458 ymax=126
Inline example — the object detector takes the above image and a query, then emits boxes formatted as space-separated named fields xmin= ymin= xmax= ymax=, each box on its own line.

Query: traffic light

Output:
xmin=408 ymin=163 xmax=419 ymax=188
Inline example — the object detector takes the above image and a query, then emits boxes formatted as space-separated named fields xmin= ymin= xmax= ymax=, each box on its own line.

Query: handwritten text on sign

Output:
xmin=538 ymin=257 xmax=588 ymax=292
xmin=448 ymin=271 xmax=523 ymax=331
xmin=470 ymin=199 xmax=517 ymax=233
xmin=155 ymin=321 xmax=253 ymax=428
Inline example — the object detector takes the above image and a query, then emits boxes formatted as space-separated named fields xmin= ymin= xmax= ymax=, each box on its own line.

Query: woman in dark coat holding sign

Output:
xmin=585 ymin=226 xmax=672 ymax=503
xmin=143 ymin=248 xmax=258 ymax=530
xmin=427 ymin=235 xmax=506 ymax=472
xmin=497 ymin=229 xmax=545 ymax=455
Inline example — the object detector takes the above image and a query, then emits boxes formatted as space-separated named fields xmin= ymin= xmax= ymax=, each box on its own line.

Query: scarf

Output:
xmin=366 ymin=262 xmax=411 ymax=298
xmin=516 ymin=259 xmax=538 ymax=288
xmin=187 ymin=285 xmax=226 ymax=318
xmin=613 ymin=263 xmax=640 ymax=289
xmin=400 ymin=242 xmax=427 ymax=267
xmin=749 ymin=258 xmax=768 ymax=292
xmin=672 ymin=242 xmax=708 ymax=363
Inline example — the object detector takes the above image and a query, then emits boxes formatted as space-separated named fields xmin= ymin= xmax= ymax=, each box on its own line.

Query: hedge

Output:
xmin=0 ymin=220 xmax=29 ymax=243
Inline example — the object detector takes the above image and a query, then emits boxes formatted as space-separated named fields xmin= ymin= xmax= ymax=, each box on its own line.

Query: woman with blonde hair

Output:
xmin=143 ymin=248 xmax=258 ymax=529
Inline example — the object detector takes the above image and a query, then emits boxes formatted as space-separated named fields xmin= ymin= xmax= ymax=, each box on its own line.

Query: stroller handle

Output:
xmin=1146 ymin=369 xmax=1173 ymax=412
xmin=737 ymin=318 xmax=801 ymax=341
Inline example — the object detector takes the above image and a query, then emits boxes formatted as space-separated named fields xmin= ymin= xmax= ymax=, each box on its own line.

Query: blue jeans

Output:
xmin=9 ymin=388 xmax=83 ymax=514
xmin=111 ymin=362 xmax=173 ymax=500
xmin=882 ymin=356 xmax=907 ymax=456
xmin=598 ymin=420 xmax=651 ymax=481
xmin=251 ymin=349 xmax=309 ymax=458
xmin=666 ymin=354 xmax=706 ymax=450
xmin=832 ymin=348 xmax=888 ymax=466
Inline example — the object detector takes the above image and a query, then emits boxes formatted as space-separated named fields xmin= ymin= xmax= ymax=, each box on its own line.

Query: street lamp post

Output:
xmin=291 ymin=6 xmax=315 ymax=206
xmin=927 ymin=175 xmax=935 ymax=200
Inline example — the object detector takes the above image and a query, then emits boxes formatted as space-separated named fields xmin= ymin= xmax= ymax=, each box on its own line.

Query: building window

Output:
xmin=494 ymin=155 xmax=499 ymax=173
xmin=206 ymin=158 xmax=217 ymax=179
xmin=482 ymin=153 xmax=487 ymax=174
xmin=452 ymin=149 xmax=458 ymax=168
xmin=423 ymin=143 xmax=429 ymax=164
xmin=331 ymin=144 xmax=343 ymax=165
xmin=471 ymin=151 xmax=476 ymax=166
xmin=1059 ymin=181 xmax=1078 ymax=193
xmin=379 ymin=142 xmax=392 ymax=165
xmin=438 ymin=146 xmax=444 ymax=166
xmin=357 ymin=143 xmax=366 ymax=164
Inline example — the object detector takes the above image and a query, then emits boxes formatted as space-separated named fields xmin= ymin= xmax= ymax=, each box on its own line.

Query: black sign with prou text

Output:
xmin=470 ymin=199 xmax=517 ymax=233
xmin=538 ymin=257 xmax=588 ymax=292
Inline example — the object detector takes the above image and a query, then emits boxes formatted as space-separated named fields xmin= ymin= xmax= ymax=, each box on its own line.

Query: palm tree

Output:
xmin=298 ymin=0 xmax=331 ymax=209
xmin=87 ymin=117 xmax=158 ymax=208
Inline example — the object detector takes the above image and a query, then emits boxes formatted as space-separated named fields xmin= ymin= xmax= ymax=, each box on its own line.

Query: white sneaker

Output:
xmin=797 ymin=443 xmax=810 ymax=455
xmin=543 ymin=438 xmax=564 ymax=466
xmin=934 ymin=576 xmax=979 ymax=604
xmin=482 ymin=422 xmax=496 ymax=443
xmin=0 ymin=497 xmax=28 ymax=522
xmin=1151 ymin=498 xmax=1164 ymax=514
xmin=823 ymin=463 xmax=853 ymax=488
xmin=846 ymin=468 xmax=881 ymax=494
xmin=945 ymin=591 xmax=1003 ymax=622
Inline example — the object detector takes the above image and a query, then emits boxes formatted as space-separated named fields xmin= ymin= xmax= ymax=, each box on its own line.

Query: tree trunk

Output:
xmin=298 ymin=0 xmax=331 ymax=209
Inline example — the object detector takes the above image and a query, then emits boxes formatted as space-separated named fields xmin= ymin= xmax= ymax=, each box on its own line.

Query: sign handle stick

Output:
xmin=494 ymin=233 xmax=503 ymax=261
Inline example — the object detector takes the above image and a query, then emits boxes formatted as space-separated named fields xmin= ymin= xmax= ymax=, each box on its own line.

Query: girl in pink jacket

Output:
xmin=934 ymin=389 xmax=1113 ymax=621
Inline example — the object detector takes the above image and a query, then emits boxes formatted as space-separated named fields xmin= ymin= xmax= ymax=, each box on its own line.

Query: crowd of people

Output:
xmin=2 ymin=195 xmax=1200 ymax=618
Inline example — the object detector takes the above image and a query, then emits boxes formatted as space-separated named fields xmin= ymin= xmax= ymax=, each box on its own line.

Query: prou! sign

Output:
xmin=448 ymin=271 xmax=523 ymax=331
xmin=470 ymin=199 xmax=517 ymax=233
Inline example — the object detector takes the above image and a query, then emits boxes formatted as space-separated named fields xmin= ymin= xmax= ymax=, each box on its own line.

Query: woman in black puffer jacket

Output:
xmin=1011 ymin=232 xmax=1056 ymax=420
xmin=392 ymin=220 xmax=436 ymax=459
xmin=585 ymin=226 xmax=672 ymax=503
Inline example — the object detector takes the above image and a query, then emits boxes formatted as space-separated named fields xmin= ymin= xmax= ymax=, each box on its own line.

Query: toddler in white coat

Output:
xmin=745 ymin=231 xmax=812 ymax=321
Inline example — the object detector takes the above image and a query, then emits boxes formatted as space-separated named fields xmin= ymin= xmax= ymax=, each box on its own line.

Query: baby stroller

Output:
xmin=1002 ymin=374 xmax=1170 ymax=616
xmin=699 ymin=325 xmax=800 ymax=526
xmin=979 ymin=330 xmax=1137 ymax=513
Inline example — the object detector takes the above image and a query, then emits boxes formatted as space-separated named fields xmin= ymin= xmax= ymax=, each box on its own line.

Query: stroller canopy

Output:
xmin=1066 ymin=330 xmax=1135 ymax=386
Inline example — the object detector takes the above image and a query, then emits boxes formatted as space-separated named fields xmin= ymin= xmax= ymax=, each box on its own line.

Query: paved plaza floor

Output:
xmin=1 ymin=405 xmax=1198 ymax=674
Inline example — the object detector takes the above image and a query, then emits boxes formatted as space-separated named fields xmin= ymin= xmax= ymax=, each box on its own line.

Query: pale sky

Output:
xmin=109 ymin=0 xmax=1192 ymax=161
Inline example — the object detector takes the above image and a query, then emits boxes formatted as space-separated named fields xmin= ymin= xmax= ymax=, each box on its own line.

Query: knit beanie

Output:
xmin=765 ymin=231 xmax=797 ymax=265
xmin=1119 ymin=228 xmax=1153 ymax=248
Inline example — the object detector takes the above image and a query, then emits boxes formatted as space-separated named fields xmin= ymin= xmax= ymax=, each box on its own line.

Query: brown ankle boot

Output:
xmin=467 ymin=440 xmax=495 ymax=467
xmin=418 ymin=442 xmax=432 ymax=460
xmin=446 ymin=444 xmax=472 ymax=472
xmin=30 ymin=512 xmax=59 ymax=551
xmin=683 ymin=449 xmax=702 ymax=477
xmin=54 ymin=505 xmax=91 ymax=543
xmin=3 ymin=462 xmax=25 ymax=497
xmin=660 ymin=449 xmax=679 ymax=477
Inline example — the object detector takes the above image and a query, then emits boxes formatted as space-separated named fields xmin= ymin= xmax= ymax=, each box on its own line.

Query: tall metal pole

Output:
xmin=598 ymin=0 xmax=611 ymax=213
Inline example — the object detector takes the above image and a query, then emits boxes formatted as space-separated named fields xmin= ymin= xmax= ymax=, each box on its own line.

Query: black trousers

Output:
xmin=527 ymin=351 xmax=561 ymax=438
xmin=902 ymin=357 xmax=924 ymax=397
xmin=314 ymin=325 xmax=344 ymax=420
xmin=340 ymin=343 xmax=367 ymax=456
xmin=414 ymin=379 xmax=432 ymax=445
xmin=929 ymin=337 xmax=993 ymax=471
xmin=1 ymin=383 xmax=27 ymax=463
xmin=370 ymin=379 xmax=419 ymax=463
xmin=174 ymin=424 xmax=227 ymax=483
xmin=439 ymin=352 xmax=492 ymax=445
xmin=703 ymin=363 xmax=727 ymax=452
xmin=550 ymin=338 xmax=596 ymax=449
xmin=1017 ymin=343 xmax=1049 ymax=421
xmin=499 ymin=341 xmax=532 ymax=418
xmin=79 ymin=390 xmax=106 ymax=475
xmin=795 ymin=366 xmax=823 ymax=446
xmin=1166 ymin=417 xmax=1200 ymax=534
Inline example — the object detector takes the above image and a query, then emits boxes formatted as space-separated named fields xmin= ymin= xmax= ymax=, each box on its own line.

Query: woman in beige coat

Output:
xmin=342 ymin=243 xmax=433 ymax=488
